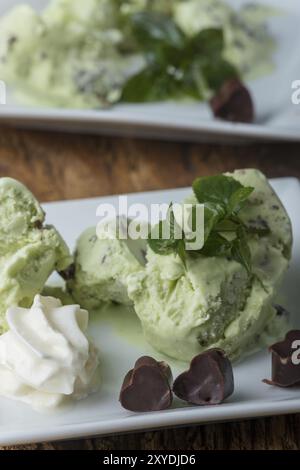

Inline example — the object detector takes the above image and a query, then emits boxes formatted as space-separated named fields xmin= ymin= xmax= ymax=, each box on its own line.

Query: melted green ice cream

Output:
xmin=0 ymin=178 xmax=72 ymax=332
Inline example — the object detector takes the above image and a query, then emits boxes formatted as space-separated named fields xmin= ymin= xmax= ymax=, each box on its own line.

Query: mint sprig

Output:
xmin=121 ymin=12 xmax=239 ymax=103
xmin=148 ymin=175 xmax=270 ymax=281
xmin=193 ymin=175 xmax=256 ymax=273
xmin=192 ymin=175 xmax=254 ymax=215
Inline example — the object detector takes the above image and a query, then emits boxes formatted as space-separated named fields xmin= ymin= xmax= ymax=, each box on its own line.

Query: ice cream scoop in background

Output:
xmin=0 ymin=0 xmax=275 ymax=120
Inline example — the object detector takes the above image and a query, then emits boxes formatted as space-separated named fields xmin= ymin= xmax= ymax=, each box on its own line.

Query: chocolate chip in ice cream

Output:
xmin=173 ymin=349 xmax=234 ymax=405
xmin=263 ymin=330 xmax=300 ymax=387
xmin=274 ymin=304 xmax=290 ymax=319
xmin=119 ymin=356 xmax=173 ymax=412
xmin=58 ymin=263 xmax=76 ymax=281
xmin=210 ymin=78 xmax=254 ymax=123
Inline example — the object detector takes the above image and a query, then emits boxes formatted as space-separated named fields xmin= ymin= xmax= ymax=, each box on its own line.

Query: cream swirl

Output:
xmin=0 ymin=295 xmax=99 ymax=410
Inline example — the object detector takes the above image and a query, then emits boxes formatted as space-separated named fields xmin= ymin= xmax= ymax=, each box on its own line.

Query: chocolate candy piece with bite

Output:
xmin=119 ymin=356 xmax=173 ymax=412
xmin=173 ymin=349 xmax=234 ymax=405
xmin=263 ymin=330 xmax=300 ymax=387
xmin=210 ymin=78 xmax=254 ymax=123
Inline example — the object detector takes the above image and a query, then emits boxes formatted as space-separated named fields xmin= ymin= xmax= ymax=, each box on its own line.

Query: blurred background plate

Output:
xmin=0 ymin=0 xmax=300 ymax=142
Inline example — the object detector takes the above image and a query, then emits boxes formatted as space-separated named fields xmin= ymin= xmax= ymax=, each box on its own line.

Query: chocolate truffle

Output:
xmin=210 ymin=78 xmax=254 ymax=123
xmin=119 ymin=356 xmax=173 ymax=412
xmin=263 ymin=330 xmax=300 ymax=387
xmin=173 ymin=349 xmax=234 ymax=405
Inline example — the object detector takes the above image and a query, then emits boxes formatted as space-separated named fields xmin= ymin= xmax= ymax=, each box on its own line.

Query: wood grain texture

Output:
xmin=0 ymin=124 xmax=299 ymax=451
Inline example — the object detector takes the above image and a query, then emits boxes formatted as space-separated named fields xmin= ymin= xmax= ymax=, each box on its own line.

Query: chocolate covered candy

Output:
xmin=210 ymin=78 xmax=254 ymax=123
xmin=263 ymin=330 xmax=300 ymax=387
xmin=119 ymin=356 xmax=173 ymax=412
xmin=173 ymin=349 xmax=234 ymax=405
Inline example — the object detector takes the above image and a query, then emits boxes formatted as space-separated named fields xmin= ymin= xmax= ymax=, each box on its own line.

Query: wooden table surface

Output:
xmin=0 ymin=124 xmax=299 ymax=450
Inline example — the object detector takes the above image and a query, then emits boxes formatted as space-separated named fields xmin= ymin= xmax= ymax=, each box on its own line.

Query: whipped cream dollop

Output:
xmin=0 ymin=295 xmax=100 ymax=410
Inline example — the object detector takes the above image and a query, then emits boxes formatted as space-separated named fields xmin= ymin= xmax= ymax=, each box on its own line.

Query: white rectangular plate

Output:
xmin=0 ymin=177 xmax=299 ymax=446
xmin=0 ymin=0 xmax=300 ymax=142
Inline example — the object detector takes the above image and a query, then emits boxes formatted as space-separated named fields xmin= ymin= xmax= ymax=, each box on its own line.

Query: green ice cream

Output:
xmin=68 ymin=219 xmax=147 ymax=309
xmin=0 ymin=0 xmax=276 ymax=108
xmin=0 ymin=177 xmax=72 ymax=332
xmin=0 ymin=1 xmax=143 ymax=108
xmin=127 ymin=169 xmax=292 ymax=361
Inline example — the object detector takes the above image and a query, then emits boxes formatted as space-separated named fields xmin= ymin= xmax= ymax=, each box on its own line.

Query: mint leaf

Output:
xmin=230 ymin=227 xmax=252 ymax=275
xmin=131 ymin=12 xmax=184 ymax=53
xmin=167 ymin=202 xmax=181 ymax=240
xmin=148 ymin=175 xmax=259 ymax=278
xmin=191 ymin=176 xmax=257 ymax=274
xmin=228 ymin=186 xmax=254 ymax=214
xmin=176 ymin=238 xmax=187 ymax=268
xmin=122 ymin=15 xmax=238 ymax=104
xmin=121 ymin=63 xmax=202 ymax=103
xmin=193 ymin=175 xmax=254 ymax=216
xmin=122 ymin=66 xmax=177 ymax=102
xmin=148 ymin=220 xmax=177 ymax=255
xmin=185 ymin=28 xmax=224 ymax=59
xmin=200 ymin=232 xmax=231 ymax=257
xmin=148 ymin=204 xmax=187 ymax=265
xmin=193 ymin=175 xmax=243 ymax=206
xmin=203 ymin=203 xmax=224 ymax=241
xmin=214 ymin=219 xmax=239 ymax=232
xmin=202 ymin=58 xmax=239 ymax=93
xmin=122 ymin=68 xmax=156 ymax=103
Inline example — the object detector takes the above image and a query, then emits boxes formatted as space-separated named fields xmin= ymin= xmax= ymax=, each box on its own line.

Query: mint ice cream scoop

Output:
xmin=0 ymin=1 xmax=143 ymax=108
xmin=128 ymin=170 xmax=292 ymax=361
xmin=0 ymin=177 xmax=72 ymax=332
xmin=68 ymin=218 xmax=148 ymax=310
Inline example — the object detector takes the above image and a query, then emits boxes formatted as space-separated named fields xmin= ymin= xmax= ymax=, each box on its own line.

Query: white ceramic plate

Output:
xmin=0 ymin=177 xmax=299 ymax=446
xmin=0 ymin=0 xmax=300 ymax=142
